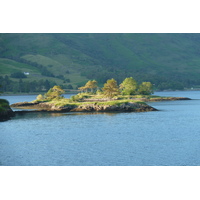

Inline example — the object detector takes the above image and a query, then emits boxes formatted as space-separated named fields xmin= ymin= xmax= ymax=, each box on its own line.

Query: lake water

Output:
xmin=1 ymin=91 xmax=200 ymax=166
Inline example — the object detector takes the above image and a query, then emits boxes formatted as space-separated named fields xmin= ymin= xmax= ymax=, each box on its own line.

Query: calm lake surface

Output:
xmin=1 ymin=91 xmax=200 ymax=166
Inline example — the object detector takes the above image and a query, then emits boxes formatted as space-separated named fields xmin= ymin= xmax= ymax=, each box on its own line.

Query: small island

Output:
xmin=10 ymin=78 xmax=191 ymax=114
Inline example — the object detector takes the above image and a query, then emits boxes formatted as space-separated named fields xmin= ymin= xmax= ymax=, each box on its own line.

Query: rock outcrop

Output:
xmin=82 ymin=97 xmax=191 ymax=102
xmin=70 ymin=102 xmax=157 ymax=112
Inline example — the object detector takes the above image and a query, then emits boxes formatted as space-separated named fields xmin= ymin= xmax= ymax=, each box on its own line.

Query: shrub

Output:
xmin=36 ymin=94 xmax=44 ymax=101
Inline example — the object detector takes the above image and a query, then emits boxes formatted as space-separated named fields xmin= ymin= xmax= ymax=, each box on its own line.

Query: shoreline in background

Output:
xmin=1 ymin=89 xmax=200 ymax=96
xmin=0 ymin=90 xmax=79 ymax=96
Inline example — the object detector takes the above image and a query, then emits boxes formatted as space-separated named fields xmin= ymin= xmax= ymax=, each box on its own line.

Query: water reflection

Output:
xmin=14 ymin=112 xmax=66 ymax=120
xmin=11 ymin=103 xmax=124 ymax=120
xmin=13 ymin=111 xmax=120 ymax=120
xmin=64 ymin=112 xmax=119 ymax=116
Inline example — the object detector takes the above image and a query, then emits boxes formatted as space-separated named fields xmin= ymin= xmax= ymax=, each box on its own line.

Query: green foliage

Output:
xmin=102 ymin=78 xmax=120 ymax=98
xmin=10 ymin=72 xmax=27 ymax=78
xmin=36 ymin=94 xmax=44 ymax=101
xmin=79 ymin=80 xmax=98 ymax=93
xmin=0 ymin=99 xmax=9 ymax=106
xmin=0 ymin=99 xmax=9 ymax=112
xmin=96 ymin=89 xmax=103 ymax=95
xmin=70 ymin=93 xmax=89 ymax=102
xmin=70 ymin=95 xmax=81 ymax=102
xmin=0 ymin=75 xmax=57 ymax=93
xmin=138 ymin=82 xmax=153 ymax=95
xmin=44 ymin=85 xmax=65 ymax=100
xmin=120 ymin=77 xmax=137 ymax=95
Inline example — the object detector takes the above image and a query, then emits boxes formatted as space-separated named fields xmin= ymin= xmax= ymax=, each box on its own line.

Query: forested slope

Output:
xmin=1 ymin=33 xmax=200 ymax=92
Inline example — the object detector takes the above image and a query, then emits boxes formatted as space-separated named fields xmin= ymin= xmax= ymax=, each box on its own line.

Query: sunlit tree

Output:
xmin=138 ymin=82 xmax=153 ymax=95
xmin=78 ymin=80 xmax=98 ymax=93
xmin=45 ymin=85 xmax=65 ymax=100
xmin=102 ymin=78 xmax=120 ymax=98
xmin=120 ymin=77 xmax=137 ymax=95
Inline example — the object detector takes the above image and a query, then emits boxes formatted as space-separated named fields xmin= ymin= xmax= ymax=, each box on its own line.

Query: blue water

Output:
xmin=1 ymin=91 xmax=200 ymax=166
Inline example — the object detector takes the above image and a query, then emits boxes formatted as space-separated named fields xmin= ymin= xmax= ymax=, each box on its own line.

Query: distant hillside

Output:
xmin=1 ymin=33 xmax=200 ymax=92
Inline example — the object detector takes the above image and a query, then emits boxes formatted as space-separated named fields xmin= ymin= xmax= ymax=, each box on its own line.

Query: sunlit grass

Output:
xmin=48 ymin=97 xmax=146 ymax=108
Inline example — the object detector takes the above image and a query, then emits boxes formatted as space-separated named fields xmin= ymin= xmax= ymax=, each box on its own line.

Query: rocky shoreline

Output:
xmin=11 ymin=101 xmax=158 ymax=113
xmin=10 ymin=96 xmax=191 ymax=114
xmin=0 ymin=108 xmax=15 ymax=121
xmin=3 ymin=96 xmax=190 ymax=121
xmin=142 ymin=97 xmax=191 ymax=101
xmin=83 ymin=97 xmax=191 ymax=102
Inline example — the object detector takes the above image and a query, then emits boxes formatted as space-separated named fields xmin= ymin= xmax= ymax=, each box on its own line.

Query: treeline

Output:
xmin=0 ymin=76 xmax=53 ymax=93
xmin=79 ymin=67 xmax=190 ymax=91
xmin=0 ymin=76 xmax=61 ymax=93
xmin=78 ymin=77 xmax=153 ymax=98
xmin=0 ymin=75 xmax=74 ymax=93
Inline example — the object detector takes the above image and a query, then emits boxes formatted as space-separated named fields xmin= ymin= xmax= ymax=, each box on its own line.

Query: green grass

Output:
xmin=95 ymin=100 xmax=145 ymax=106
xmin=47 ymin=95 xmax=147 ymax=108
xmin=21 ymin=54 xmax=63 ymax=68
xmin=0 ymin=58 xmax=40 ymax=74
xmin=21 ymin=54 xmax=88 ymax=88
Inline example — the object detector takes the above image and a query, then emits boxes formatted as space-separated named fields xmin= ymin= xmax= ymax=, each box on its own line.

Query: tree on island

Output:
xmin=138 ymin=82 xmax=153 ymax=95
xmin=76 ymin=77 xmax=154 ymax=100
xmin=45 ymin=85 xmax=65 ymax=100
xmin=78 ymin=80 xmax=98 ymax=93
xmin=102 ymin=78 xmax=120 ymax=98
xmin=36 ymin=85 xmax=65 ymax=101
xmin=120 ymin=77 xmax=137 ymax=95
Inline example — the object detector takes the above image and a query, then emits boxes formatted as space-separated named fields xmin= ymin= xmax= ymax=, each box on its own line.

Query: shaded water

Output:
xmin=1 ymin=91 xmax=200 ymax=166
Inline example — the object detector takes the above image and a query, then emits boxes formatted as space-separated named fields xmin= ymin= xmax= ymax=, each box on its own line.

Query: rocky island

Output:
xmin=2 ymin=80 xmax=191 ymax=121
xmin=10 ymin=85 xmax=190 ymax=114
xmin=10 ymin=95 xmax=190 ymax=114
xmin=11 ymin=100 xmax=158 ymax=113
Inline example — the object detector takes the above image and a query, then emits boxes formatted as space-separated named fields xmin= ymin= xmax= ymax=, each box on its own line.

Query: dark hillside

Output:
xmin=1 ymin=33 xmax=200 ymax=92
